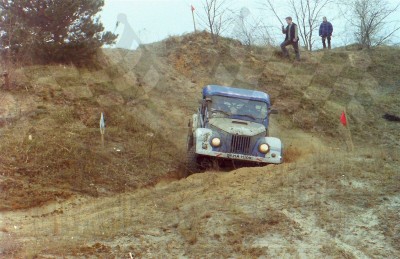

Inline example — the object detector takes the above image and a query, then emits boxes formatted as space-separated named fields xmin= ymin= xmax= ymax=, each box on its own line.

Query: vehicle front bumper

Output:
xmin=194 ymin=128 xmax=283 ymax=164
xmin=195 ymin=149 xmax=283 ymax=164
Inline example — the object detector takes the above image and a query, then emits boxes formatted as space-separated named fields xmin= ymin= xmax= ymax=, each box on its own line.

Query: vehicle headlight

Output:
xmin=211 ymin=137 xmax=221 ymax=147
xmin=259 ymin=143 xmax=269 ymax=154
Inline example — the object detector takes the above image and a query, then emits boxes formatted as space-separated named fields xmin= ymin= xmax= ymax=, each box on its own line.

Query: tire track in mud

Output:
xmin=3 ymin=142 xmax=398 ymax=257
xmin=1 ymin=188 xmax=167 ymax=256
xmin=280 ymin=209 xmax=369 ymax=258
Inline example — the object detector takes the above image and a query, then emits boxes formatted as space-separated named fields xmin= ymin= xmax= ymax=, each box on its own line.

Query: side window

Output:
xmin=201 ymin=99 xmax=210 ymax=124
xmin=260 ymin=105 xmax=268 ymax=118
xmin=201 ymin=100 xmax=207 ymax=116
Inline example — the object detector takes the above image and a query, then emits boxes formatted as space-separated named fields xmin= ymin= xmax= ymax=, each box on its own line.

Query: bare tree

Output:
xmin=263 ymin=0 xmax=285 ymax=27
xmin=289 ymin=0 xmax=333 ymax=51
xmin=255 ymin=22 xmax=276 ymax=46
xmin=197 ymin=0 xmax=233 ymax=44
xmin=0 ymin=1 xmax=20 ymax=88
xmin=1 ymin=3 xmax=11 ymax=66
xmin=233 ymin=18 xmax=275 ymax=47
xmin=340 ymin=0 xmax=400 ymax=48
xmin=262 ymin=0 xmax=333 ymax=51
xmin=232 ymin=7 xmax=263 ymax=47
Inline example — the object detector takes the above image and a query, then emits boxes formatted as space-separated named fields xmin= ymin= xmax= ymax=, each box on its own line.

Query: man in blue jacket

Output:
xmin=281 ymin=17 xmax=300 ymax=61
xmin=319 ymin=17 xmax=333 ymax=49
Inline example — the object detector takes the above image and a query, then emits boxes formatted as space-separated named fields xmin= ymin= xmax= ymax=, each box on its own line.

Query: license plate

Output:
xmin=226 ymin=153 xmax=253 ymax=160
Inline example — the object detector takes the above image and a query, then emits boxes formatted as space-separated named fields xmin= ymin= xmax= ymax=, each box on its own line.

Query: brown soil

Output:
xmin=1 ymin=32 xmax=399 ymax=257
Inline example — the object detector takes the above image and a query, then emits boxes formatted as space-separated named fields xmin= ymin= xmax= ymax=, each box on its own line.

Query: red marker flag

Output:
xmin=191 ymin=4 xmax=197 ymax=32
xmin=340 ymin=111 xmax=347 ymax=126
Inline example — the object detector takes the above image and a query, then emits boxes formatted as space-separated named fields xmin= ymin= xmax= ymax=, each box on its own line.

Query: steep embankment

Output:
xmin=2 ymin=147 xmax=399 ymax=257
xmin=1 ymin=32 xmax=399 ymax=257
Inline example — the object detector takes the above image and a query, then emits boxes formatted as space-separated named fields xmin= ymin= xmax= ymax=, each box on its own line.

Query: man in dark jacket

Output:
xmin=319 ymin=17 xmax=333 ymax=49
xmin=280 ymin=17 xmax=300 ymax=61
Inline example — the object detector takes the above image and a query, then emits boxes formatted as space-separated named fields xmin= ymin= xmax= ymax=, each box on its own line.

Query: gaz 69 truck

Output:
xmin=186 ymin=85 xmax=283 ymax=173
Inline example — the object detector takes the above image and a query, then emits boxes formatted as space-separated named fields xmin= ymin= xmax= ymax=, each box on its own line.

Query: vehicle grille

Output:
xmin=230 ymin=135 xmax=251 ymax=155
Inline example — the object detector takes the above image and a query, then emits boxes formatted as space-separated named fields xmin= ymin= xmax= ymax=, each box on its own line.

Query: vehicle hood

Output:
xmin=209 ymin=118 xmax=266 ymax=136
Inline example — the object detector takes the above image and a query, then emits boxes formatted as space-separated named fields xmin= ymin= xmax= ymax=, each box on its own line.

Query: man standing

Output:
xmin=319 ymin=17 xmax=333 ymax=49
xmin=281 ymin=17 xmax=300 ymax=61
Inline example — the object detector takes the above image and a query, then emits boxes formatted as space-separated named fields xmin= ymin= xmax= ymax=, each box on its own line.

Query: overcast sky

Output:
xmin=101 ymin=0 xmax=400 ymax=50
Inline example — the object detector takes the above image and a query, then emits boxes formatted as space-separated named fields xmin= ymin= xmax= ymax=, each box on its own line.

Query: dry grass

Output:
xmin=1 ymin=33 xmax=400 ymax=257
xmin=0 ymin=65 xmax=181 ymax=210
xmin=367 ymin=46 xmax=400 ymax=86
xmin=0 ymin=234 xmax=21 ymax=257
xmin=320 ymin=244 xmax=357 ymax=259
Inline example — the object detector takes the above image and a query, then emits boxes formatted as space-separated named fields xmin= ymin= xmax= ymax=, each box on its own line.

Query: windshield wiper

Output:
xmin=210 ymin=109 xmax=231 ymax=116
xmin=235 ymin=114 xmax=257 ymax=120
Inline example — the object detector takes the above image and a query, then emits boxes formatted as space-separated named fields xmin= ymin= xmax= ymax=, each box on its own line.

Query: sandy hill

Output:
xmin=0 ymin=32 xmax=399 ymax=257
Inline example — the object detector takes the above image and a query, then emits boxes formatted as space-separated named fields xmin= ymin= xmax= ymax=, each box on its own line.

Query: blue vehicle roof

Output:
xmin=203 ymin=85 xmax=271 ymax=106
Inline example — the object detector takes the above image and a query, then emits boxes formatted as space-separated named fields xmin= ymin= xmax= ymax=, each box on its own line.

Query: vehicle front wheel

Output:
xmin=186 ymin=133 xmax=194 ymax=151
xmin=185 ymin=146 xmax=200 ymax=175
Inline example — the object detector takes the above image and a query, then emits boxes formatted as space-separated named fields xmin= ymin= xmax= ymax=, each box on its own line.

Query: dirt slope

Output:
xmin=1 ymin=32 xmax=399 ymax=257
xmin=2 ymin=146 xmax=399 ymax=257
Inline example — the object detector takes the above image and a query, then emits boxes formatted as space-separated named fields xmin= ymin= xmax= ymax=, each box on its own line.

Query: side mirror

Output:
xmin=269 ymin=109 xmax=279 ymax=115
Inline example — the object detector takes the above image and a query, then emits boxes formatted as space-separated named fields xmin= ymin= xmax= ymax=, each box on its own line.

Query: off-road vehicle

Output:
xmin=186 ymin=85 xmax=283 ymax=173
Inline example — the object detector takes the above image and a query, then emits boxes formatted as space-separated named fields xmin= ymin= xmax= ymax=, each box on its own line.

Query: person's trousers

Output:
xmin=322 ymin=36 xmax=331 ymax=49
xmin=280 ymin=40 xmax=300 ymax=60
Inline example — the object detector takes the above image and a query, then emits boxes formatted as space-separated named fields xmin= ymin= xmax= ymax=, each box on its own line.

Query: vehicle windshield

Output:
xmin=207 ymin=95 xmax=268 ymax=120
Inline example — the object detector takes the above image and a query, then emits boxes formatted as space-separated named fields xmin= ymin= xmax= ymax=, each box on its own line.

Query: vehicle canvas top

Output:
xmin=202 ymin=85 xmax=271 ymax=106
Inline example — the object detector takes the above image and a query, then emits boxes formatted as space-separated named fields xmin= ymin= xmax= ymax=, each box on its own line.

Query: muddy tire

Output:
xmin=187 ymin=132 xmax=194 ymax=151
xmin=186 ymin=146 xmax=200 ymax=175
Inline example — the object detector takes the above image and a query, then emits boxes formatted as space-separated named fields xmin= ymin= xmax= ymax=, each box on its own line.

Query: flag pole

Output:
xmin=191 ymin=5 xmax=197 ymax=32
xmin=343 ymin=109 xmax=354 ymax=152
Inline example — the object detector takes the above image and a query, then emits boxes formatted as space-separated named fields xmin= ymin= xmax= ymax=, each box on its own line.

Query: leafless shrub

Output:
xmin=232 ymin=7 xmax=275 ymax=47
xmin=197 ymin=0 xmax=233 ymax=44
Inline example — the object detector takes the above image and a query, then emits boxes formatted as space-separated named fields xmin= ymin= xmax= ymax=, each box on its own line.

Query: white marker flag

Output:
xmin=100 ymin=112 xmax=105 ymax=135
